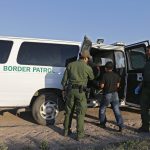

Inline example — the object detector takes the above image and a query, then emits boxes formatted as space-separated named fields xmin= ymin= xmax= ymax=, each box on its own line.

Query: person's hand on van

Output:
xmin=134 ymin=82 xmax=142 ymax=95
xmin=134 ymin=85 xmax=141 ymax=95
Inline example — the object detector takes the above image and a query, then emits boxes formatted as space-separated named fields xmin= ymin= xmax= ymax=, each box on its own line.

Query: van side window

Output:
xmin=17 ymin=42 xmax=79 ymax=67
xmin=0 ymin=40 xmax=13 ymax=63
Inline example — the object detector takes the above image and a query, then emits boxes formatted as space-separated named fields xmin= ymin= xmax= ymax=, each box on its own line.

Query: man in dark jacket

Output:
xmin=61 ymin=50 xmax=94 ymax=140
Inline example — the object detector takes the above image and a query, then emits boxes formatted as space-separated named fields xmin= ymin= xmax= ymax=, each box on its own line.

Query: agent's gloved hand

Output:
xmin=134 ymin=86 xmax=141 ymax=95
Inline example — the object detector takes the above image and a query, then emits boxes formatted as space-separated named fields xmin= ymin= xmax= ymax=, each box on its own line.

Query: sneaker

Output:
xmin=137 ymin=127 xmax=149 ymax=133
xmin=99 ymin=123 xmax=106 ymax=129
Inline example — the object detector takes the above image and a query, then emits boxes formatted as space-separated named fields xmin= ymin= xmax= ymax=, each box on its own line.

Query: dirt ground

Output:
xmin=0 ymin=107 xmax=150 ymax=150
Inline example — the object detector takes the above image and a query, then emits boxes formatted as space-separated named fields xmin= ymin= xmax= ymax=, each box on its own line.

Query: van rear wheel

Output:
xmin=32 ymin=93 xmax=65 ymax=125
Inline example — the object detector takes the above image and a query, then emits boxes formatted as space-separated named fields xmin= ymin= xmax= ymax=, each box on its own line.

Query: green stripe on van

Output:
xmin=3 ymin=65 xmax=53 ymax=73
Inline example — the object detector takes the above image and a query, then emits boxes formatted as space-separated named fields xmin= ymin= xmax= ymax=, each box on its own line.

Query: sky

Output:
xmin=0 ymin=0 xmax=150 ymax=45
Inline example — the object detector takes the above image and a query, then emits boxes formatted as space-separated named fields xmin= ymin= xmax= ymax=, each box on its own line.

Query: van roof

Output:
xmin=0 ymin=35 xmax=124 ymax=51
xmin=0 ymin=35 xmax=81 ymax=45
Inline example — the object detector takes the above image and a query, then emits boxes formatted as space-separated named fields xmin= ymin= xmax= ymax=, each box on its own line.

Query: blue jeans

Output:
xmin=99 ymin=92 xmax=124 ymax=127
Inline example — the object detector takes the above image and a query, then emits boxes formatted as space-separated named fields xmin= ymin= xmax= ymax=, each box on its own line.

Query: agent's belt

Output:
xmin=68 ymin=84 xmax=87 ymax=93
xmin=72 ymin=84 xmax=83 ymax=89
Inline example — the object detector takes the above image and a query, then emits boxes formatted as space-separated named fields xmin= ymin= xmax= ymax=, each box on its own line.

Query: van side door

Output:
xmin=125 ymin=41 xmax=149 ymax=107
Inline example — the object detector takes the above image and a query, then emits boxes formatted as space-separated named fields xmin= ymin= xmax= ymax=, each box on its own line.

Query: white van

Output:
xmin=0 ymin=36 xmax=149 ymax=125
xmin=0 ymin=36 xmax=81 ymax=125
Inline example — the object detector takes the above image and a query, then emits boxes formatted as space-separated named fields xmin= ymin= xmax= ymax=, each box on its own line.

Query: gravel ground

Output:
xmin=0 ymin=107 xmax=150 ymax=150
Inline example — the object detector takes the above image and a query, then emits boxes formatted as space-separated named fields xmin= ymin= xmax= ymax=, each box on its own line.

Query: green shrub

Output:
xmin=39 ymin=141 xmax=49 ymax=150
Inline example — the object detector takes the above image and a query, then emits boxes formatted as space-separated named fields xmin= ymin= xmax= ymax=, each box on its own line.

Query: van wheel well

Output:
xmin=30 ymin=89 xmax=62 ymax=109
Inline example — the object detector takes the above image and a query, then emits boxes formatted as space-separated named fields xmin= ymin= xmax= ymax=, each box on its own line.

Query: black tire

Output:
xmin=32 ymin=92 xmax=65 ymax=125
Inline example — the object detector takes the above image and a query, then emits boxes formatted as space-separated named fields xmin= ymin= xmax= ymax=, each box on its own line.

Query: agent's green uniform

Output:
xmin=140 ymin=58 xmax=150 ymax=131
xmin=61 ymin=59 xmax=94 ymax=138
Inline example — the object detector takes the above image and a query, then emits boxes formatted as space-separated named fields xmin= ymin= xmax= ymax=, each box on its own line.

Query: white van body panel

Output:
xmin=0 ymin=65 xmax=54 ymax=106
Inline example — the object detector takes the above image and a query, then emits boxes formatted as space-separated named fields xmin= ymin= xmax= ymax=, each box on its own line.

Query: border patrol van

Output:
xmin=0 ymin=36 xmax=149 ymax=125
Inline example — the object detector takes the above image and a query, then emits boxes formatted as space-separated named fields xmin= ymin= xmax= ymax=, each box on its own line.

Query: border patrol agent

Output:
xmin=138 ymin=45 xmax=150 ymax=132
xmin=61 ymin=50 xmax=94 ymax=140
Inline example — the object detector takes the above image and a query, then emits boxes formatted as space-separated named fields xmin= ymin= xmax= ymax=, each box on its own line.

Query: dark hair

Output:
xmin=105 ymin=61 xmax=113 ymax=70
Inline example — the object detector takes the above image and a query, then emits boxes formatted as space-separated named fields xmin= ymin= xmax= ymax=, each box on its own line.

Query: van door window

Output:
xmin=127 ymin=47 xmax=146 ymax=70
xmin=17 ymin=42 xmax=79 ymax=67
xmin=0 ymin=40 xmax=13 ymax=63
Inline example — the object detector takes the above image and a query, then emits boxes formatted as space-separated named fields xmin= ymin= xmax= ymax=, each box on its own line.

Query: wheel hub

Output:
xmin=40 ymin=101 xmax=58 ymax=120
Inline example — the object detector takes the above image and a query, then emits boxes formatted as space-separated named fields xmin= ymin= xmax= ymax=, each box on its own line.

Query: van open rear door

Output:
xmin=80 ymin=36 xmax=92 ymax=53
xmin=125 ymin=41 xmax=149 ymax=107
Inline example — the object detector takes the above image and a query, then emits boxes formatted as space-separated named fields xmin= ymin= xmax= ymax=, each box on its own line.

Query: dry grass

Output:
xmin=102 ymin=139 xmax=150 ymax=150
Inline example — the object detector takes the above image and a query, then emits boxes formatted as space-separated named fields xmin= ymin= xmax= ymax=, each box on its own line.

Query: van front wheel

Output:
xmin=32 ymin=93 xmax=64 ymax=125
